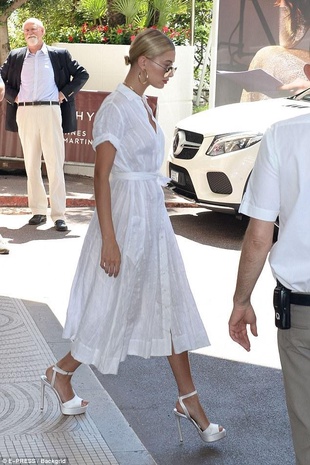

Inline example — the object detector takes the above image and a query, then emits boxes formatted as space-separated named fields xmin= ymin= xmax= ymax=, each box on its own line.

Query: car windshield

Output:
xmin=288 ymin=87 xmax=310 ymax=101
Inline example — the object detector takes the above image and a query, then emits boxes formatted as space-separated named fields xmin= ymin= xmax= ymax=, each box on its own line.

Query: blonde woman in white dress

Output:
xmin=40 ymin=28 xmax=226 ymax=446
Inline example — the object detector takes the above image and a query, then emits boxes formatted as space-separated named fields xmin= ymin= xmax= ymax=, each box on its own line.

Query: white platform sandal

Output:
xmin=40 ymin=365 xmax=88 ymax=415
xmin=173 ymin=390 xmax=226 ymax=443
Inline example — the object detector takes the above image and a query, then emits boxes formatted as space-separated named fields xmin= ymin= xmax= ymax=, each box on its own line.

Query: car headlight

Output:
xmin=206 ymin=132 xmax=263 ymax=156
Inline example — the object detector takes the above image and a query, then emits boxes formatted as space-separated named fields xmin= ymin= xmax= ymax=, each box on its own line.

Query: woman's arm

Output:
xmin=94 ymin=141 xmax=121 ymax=278
xmin=279 ymin=76 xmax=310 ymax=93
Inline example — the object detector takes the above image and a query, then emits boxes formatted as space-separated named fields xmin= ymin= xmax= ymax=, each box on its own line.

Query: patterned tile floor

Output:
xmin=0 ymin=297 xmax=154 ymax=465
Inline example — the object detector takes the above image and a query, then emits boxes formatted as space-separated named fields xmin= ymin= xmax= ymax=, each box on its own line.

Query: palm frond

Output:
xmin=111 ymin=0 xmax=147 ymax=25
xmin=147 ymin=0 xmax=187 ymax=27
xmin=78 ymin=0 xmax=107 ymax=24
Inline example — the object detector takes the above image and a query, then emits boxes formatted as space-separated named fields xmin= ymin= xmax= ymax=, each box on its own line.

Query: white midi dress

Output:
xmin=63 ymin=83 xmax=210 ymax=374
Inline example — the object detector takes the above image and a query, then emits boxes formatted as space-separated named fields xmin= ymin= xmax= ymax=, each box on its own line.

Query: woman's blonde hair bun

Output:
xmin=124 ymin=55 xmax=131 ymax=66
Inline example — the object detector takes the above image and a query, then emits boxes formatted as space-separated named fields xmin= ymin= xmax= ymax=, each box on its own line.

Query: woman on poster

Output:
xmin=242 ymin=0 xmax=310 ymax=101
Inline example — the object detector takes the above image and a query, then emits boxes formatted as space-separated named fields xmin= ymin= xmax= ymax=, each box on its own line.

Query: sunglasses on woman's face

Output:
xmin=147 ymin=58 xmax=177 ymax=78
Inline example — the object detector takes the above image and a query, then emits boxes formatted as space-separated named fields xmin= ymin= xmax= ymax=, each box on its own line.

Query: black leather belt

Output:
xmin=18 ymin=101 xmax=59 ymax=106
xmin=277 ymin=280 xmax=310 ymax=306
xmin=290 ymin=293 xmax=310 ymax=306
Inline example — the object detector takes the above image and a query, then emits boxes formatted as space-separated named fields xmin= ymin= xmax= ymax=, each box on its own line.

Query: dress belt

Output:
xmin=111 ymin=171 xmax=170 ymax=186
xmin=18 ymin=101 xmax=59 ymax=106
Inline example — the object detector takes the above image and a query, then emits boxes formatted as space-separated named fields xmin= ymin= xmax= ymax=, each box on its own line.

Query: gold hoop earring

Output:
xmin=138 ymin=70 xmax=148 ymax=85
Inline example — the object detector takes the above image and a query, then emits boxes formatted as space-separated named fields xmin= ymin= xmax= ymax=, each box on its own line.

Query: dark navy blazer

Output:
xmin=0 ymin=45 xmax=89 ymax=133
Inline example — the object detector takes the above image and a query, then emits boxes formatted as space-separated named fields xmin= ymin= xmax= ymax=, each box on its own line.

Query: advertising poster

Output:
xmin=213 ymin=0 xmax=310 ymax=107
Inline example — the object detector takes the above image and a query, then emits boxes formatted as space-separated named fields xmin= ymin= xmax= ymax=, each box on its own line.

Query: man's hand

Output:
xmin=228 ymin=304 xmax=258 ymax=352
xmin=58 ymin=91 xmax=66 ymax=103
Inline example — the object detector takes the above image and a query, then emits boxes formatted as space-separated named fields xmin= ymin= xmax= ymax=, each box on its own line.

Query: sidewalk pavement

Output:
xmin=0 ymin=296 xmax=156 ymax=465
xmin=0 ymin=171 xmax=193 ymax=465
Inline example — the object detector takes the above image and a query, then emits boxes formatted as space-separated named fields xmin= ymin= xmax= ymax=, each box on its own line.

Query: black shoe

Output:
xmin=54 ymin=220 xmax=68 ymax=232
xmin=29 ymin=215 xmax=47 ymax=225
xmin=0 ymin=248 xmax=9 ymax=255
xmin=0 ymin=243 xmax=9 ymax=255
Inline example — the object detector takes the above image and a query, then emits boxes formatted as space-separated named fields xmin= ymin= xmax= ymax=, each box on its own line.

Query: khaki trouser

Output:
xmin=16 ymin=105 xmax=66 ymax=222
xmin=278 ymin=304 xmax=310 ymax=465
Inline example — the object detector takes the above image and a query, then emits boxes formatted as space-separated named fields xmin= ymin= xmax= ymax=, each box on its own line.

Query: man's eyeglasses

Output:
xmin=146 ymin=58 xmax=177 ymax=78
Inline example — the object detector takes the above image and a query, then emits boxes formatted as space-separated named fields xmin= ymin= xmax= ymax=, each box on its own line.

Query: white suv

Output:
xmin=167 ymin=89 xmax=310 ymax=215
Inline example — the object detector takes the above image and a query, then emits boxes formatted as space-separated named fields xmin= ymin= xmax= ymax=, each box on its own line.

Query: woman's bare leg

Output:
xmin=45 ymin=351 xmax=88 ymax=406
xmin=167 ymin=349 xmax=223 ymax=431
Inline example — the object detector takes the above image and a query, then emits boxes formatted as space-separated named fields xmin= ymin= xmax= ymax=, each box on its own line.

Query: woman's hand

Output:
xmin=100 ymin=238 xmax=121 ymax=277
xmin=279 ymin=77 xmax=310 ymax=93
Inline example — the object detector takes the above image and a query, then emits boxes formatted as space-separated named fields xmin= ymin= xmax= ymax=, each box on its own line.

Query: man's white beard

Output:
xmin=28 ymin=37 xmax=38 ymax=46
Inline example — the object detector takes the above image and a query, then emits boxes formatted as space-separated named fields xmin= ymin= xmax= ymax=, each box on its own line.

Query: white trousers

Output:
xmin=16 ymin=105 xmax=66 ymax=222
xmin=278 ymin=304 xmax=310 ymax=465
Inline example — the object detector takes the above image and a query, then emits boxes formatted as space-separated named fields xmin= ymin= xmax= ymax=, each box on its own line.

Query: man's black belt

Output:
xmin=277 ymin=280 xmax=310 ymax=306
xmin=18 ymin=101 xmax=59 ymax=106
xmin=290 ymin=293 xmax=310 ymax=306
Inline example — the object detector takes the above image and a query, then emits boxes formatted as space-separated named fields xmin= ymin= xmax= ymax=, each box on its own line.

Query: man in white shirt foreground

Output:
xmin=229 ymin=111 xmax=310 ymax=465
